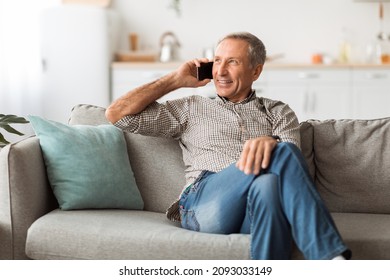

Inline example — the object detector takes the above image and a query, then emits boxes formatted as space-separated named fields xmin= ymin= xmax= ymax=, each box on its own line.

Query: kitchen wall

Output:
xmin=112 ymin=0 xmax=390 ymax=63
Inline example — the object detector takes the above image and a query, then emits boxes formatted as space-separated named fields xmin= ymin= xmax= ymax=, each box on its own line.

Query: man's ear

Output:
xmin=252 ymin=64 xmax=263 ymax=81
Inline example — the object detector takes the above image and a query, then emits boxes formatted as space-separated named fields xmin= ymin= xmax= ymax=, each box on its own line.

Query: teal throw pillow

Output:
xmin=28 ymin=115 xmax=144 ymax=210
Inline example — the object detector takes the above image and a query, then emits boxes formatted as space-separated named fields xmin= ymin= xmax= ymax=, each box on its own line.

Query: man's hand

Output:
xmin=174 ymin=58 xmax=212 ymax=88
xmin=236 ymin=136 xmax=278 ymax=175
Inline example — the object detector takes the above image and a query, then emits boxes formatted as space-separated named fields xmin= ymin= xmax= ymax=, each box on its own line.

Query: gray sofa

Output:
xmin=1 ymin=104 xmax=390 ymax=260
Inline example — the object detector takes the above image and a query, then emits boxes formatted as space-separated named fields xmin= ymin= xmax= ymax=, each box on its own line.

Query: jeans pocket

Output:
xmin=179 ymin=209 xmax=200 ymax=232
xmin=180 ymin=171 xmax=209 ymax=203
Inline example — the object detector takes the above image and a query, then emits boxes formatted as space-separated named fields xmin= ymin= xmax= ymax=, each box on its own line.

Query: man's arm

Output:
xmin=105 ymin=59 xmax=211 ymax=124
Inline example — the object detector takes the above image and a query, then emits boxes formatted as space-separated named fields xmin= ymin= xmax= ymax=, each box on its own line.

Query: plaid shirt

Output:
xmin=114 ymin=91 xmax=301 ymax=221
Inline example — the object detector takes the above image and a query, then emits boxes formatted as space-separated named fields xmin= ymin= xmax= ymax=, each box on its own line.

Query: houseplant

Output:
xmin=0 ymin=114 xmax=29 ymax=148
xmin=170 ymin=0 xmax=181 ymax=17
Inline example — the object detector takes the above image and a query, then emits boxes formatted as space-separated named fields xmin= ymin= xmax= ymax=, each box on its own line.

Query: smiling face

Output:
xmin=213 ymin=38 xmax=263 ymax=103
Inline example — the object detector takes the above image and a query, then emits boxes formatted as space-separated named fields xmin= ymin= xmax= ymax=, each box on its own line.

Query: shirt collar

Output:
xmin=216 ymin=90 xmax=256 ymax=105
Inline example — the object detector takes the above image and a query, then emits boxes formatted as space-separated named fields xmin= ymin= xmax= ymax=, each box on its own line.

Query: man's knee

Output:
xmin=270 ymin=142 xmax=304 ymax=165
xmin=249 ymin=174 xmax=279 ymax=205
xmin=274 ymin=142 xmax=300 ymax=155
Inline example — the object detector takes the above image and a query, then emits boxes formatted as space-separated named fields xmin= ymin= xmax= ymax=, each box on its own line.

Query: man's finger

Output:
xmin=261 ymin=143 xmax=273 ymax=169
xmin=244 ymin=141 xmax=261 ymax=175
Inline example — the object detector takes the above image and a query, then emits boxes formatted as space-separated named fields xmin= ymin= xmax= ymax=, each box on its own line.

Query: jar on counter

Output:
xmin=366 ymin=37 xmax=390 ymax=64
xmin=380 ymin=36 xmax=390 ymax=63
xmin=338 ymin=28 xmax=351 ymax=63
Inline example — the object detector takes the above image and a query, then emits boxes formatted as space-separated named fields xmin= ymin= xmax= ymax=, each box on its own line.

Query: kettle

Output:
xmin=159 ymin=31 xmax=181 ymax=62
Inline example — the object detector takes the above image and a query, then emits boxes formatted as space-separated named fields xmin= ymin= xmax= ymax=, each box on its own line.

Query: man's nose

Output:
xmin=216 ymin=61 xmax=228 ymax=76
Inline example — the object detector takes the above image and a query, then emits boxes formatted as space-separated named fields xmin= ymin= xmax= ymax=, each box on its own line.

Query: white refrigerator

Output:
xmin=40 ymin=5 xmax=120 ymax=123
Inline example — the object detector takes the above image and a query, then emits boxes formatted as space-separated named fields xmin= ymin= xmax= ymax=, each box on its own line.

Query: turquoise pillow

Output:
xmin=28 ymin=115 xmax=144 ymax=210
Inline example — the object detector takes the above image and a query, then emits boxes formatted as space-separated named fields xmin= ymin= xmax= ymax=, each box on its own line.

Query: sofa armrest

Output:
xmin=0 ymin=137 xmax=57 ymax=259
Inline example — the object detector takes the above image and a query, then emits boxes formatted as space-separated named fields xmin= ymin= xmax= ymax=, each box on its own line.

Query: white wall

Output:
xmin=112 ymin=0 xmax=390 ymax=63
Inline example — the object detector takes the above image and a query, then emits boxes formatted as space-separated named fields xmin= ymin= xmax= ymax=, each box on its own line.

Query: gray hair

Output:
xmin=217 ymin=32 xmax=267 ymax=67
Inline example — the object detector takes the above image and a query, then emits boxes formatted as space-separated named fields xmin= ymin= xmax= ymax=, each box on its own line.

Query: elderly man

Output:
xmin=105 ymin=32 xmax=350 ymax=260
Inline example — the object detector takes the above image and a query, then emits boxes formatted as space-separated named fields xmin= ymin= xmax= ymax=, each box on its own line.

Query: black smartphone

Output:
xmin=197 ymin=62 xmax=213 ymax=81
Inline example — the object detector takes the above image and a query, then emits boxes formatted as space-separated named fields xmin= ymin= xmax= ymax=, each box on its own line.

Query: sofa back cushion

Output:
xmin=299 ymin=121 xmax=315 ymax=180
xmin=69 ymin=104 xmax=185 ymax=213
xmin=122 ymin=133 xmax=186 ymax=213
xmin=308 ymin=118 xmax=390 ymax=214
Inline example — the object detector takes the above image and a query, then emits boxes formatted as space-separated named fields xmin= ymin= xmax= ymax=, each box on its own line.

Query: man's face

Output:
xmin=213 ymin=38 xmax=262 ymax=103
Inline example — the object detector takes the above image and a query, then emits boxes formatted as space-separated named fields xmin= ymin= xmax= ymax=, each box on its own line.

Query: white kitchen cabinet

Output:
xmin=257 ymin=69 xmax=352 ymax=122
xmin=256 ymin=83 xmax=307 ymax=122
xmin=112 ymin=67 xmax=169 ymax=101
xmin=306 ymin=85 xmax=351 ymax=120
xmin=111 ymin=63 xmax=390 ymax=122
xmin=352 ymin=69 xmax=390 ymax=119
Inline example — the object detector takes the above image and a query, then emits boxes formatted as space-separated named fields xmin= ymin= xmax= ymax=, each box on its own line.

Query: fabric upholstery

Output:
xmin=309 ymin=118 xmax=390 ymax=213
xmin=0 ymin=145 xmax=12 ymax=259
xmin=123 ymin=134 xmax=186 ymax=213
xmin=331 ymin=212 xmax=390 ymax=260
xmin=29 ymin=115 xmax=144 ymax=211
xmin=68 ymin=104 xmax=110 ymax=126
xmin=25 ymin=209 xmax=390 ymax=260
xmin=0 ymin=137 xmax=57 ymax=259
xmin=26 ymin=209 xmax=251 ymax=260
xmin=299 ymin=121 xmax=315 ymax=179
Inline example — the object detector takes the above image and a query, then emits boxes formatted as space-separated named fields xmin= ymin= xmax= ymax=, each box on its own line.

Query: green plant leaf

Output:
xmin=0 ymin=114 xmax=29 ymax=124
xmin=0 ymin=132 xmax=10 ymax=148
xmin=0 ymin=114 xmax=29 ymax=146
xmin=0 ymin=124 xmax=24 ymax=136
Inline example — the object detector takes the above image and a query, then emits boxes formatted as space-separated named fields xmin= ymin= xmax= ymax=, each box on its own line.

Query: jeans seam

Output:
xmin=247 ymin=193 xmax=255 ymax=259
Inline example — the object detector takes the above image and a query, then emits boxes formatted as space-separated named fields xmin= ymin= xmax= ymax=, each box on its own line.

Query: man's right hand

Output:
xmin=236 ymin=136 xmax=279 ymax=175
xmin=174 ymin=58 xmax=212 ymax=88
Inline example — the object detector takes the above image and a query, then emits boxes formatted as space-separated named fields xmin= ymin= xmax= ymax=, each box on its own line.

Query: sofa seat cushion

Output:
xmin=331 ymin=212 xmax=390 ymax=260
xmin=26 ymin=210 xmax=390 ymax=260
xmin=25 ymin=209 xmax=250 ymax=260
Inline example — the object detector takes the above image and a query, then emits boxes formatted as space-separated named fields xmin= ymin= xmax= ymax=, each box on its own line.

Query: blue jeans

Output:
xmin=179 ymin=142 xmax=350 ymax=260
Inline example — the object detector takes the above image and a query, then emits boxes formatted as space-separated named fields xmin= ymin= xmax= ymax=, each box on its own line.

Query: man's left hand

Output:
xmin=236 ymin=136 xmax=278 ymax=175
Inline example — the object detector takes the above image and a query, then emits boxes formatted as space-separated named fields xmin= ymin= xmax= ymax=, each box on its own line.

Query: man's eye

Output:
xmin=214 ymin=59 xmax=221 ymax=64
xmin=229 ymin=60 xmax=238 ymax=65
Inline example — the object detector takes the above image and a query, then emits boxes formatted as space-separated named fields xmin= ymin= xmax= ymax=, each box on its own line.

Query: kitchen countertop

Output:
xmin=111 ymin=61 xmax=390 ymax=69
